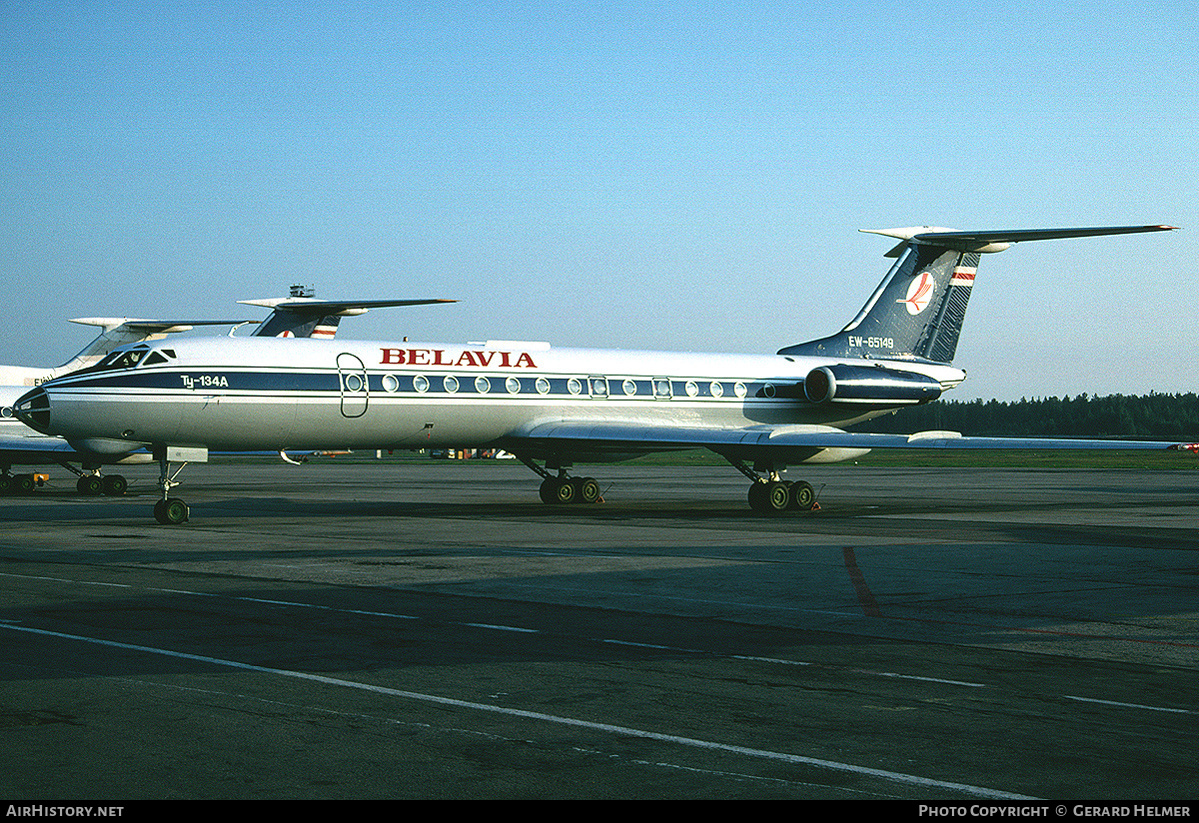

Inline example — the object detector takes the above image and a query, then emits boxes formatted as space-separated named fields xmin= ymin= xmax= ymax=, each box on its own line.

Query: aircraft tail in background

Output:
xmin=241 ymin=284 xmax=456 ymax=339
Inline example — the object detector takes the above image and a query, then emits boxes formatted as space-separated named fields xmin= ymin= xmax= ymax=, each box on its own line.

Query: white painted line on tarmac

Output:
xmin=1 ymin=621 xmax=1036 ymax=801
xmin=463 ymin=622 xmax=540 ymax=633
xmin=4 ymin=571 xmax=1191 ymax=716
xmin=1063 ymin=695 xmax=1194 ymax=714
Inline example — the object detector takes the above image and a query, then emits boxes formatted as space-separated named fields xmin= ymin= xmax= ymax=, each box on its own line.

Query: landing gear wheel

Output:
xmin=552 ymin=477 xmax=575 ymax=504
xmin=788 ymin=480 xmax=816 ymax=511
xmin=538 ymin=477 xmax=576 ymax=504
xmin=572 ymin=476 xmax=601 ymax=504
xmin=102 ymin=474 xmax=128 ymax=496
xmin=77 ymin=475 xmax=104 ymax=496
xmin=765 ymin=480 xmax=791 ymax=513
xmin=13 ymin=474 xmax=35 ymax=495
xmin=0 ymin=475 xmax=10 ymax=495
xmin=748 ymin=482 xmax=765 ymax=512
xmin=154 ymin=498 xmax=189 ymax=525
xmin=748 ymin=481 xmax=790 ymax=515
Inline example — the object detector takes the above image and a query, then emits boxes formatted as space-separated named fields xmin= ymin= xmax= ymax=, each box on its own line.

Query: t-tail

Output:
xmin=779 ymin=225 xmax=1177 ymax=364
xmin=0 ymin=317 xmax=252 ymax=387
xmin=240 ymin=284 xmax=456 ymax=339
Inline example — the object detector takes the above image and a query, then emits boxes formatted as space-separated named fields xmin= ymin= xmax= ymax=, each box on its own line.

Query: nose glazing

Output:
xmin=13 ymin=387 xmax=51 ymax=433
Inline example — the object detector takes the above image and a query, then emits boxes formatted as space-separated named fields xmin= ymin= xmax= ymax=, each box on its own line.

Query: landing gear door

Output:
xmin=337 ymin=352 xmax=369 ymax=418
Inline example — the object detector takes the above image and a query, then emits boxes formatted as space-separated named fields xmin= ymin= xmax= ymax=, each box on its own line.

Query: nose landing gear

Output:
xmin=153 ymin=497 xmax=190 ymax=525
xmin=152 ymin=454 xmax=190 ymax=525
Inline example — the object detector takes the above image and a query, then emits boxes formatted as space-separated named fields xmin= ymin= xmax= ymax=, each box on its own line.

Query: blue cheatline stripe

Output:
xmin=52 ymin=369 xmax=810 ymax=402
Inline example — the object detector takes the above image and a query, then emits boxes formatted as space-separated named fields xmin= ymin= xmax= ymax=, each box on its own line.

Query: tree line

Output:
xmin=856 ymin=393 xmax=1199 ymax=439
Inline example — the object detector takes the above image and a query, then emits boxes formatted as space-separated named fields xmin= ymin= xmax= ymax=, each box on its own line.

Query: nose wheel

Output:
xmin=153 ymin=455 xmax=190 ymax=525
xmin=153 ymin=498 xmax=190 ymax=525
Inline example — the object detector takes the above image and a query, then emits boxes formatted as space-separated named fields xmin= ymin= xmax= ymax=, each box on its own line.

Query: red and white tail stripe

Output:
xmin=312 ymin=324 xmax=338 ymax=338
xmin=950 ymin=265 xmax=976 ymax=287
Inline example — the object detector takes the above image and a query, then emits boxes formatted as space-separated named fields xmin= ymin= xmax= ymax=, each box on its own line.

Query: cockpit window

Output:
xmin=142 ymin=351 xmax=170 ymax=366
xmin=96 ymin=345 xmax=151 ymax=371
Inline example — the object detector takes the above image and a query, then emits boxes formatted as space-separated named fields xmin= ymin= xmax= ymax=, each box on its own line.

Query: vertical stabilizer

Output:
xmin=778 ymin=225 xmax=1176 ymax=364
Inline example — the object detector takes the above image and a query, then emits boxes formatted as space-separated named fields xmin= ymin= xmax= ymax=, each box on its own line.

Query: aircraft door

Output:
xmin=337 ymin=352 xmax=369 ymax=418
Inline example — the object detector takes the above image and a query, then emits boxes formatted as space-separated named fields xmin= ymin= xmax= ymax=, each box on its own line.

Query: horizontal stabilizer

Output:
xmin=240 ymin=294 xmax=458 ymax=338
xmin=238 ymin=298 xmax=456 ymax=314
xmin=862 ymin=225 xmax=1177 ymax=257
xmin=70 ymin=317 xmax=256 ymax=333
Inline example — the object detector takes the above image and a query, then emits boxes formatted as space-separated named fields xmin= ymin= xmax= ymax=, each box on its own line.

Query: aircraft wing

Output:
xmin=0 ymin=430 xmax=151 ymax=466
xmin=0 ymin=432 xmax=81 ymax=459
xmin=503 ymin=422 xmax=1193 ymax=463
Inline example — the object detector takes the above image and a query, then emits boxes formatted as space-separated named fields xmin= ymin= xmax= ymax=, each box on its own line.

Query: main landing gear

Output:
xmin=0 ymin=467 xmax=126 ymax=496
xmin=76 ymin=474 xmax=128 ymax=496
xmin=153 ymin=455 xmax=190 ymax=525
xmin=517 ymin=452 xmax=818 ymax=515
xmin=0 ymin=471 xmax=42 ymax=495
xmin=746 ymin=477 xmax=816 ymax=514
xmin=539 ymin=474 xmax=601 ymax=505
xmin=71 ymin=469 xmax=128 ymax=497
xmin=727 ymin=456 xmax=820 ymax=516
xmin=518 ymin=456 xmax=602 ymax=505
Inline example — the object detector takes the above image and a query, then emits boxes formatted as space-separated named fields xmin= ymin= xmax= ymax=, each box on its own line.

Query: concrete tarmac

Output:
xmin=1 ymin=459 xmax=1196 ymax=800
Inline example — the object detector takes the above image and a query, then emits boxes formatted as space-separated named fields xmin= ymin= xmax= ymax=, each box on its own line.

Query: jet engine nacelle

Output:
xmin=803 ymin=364 xmax=943 ymax=405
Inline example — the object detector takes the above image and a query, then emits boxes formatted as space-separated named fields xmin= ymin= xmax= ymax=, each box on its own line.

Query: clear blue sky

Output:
xmin=2 ymin=1 xmax=1195 ymax=400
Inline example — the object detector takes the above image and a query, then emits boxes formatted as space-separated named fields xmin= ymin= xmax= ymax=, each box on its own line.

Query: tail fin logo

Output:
xmin=898 ymin=271 xmax=935 ymax=315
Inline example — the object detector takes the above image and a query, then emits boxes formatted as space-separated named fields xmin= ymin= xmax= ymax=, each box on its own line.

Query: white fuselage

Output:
xmin=28 ymin=336 xmax=965 ymax=455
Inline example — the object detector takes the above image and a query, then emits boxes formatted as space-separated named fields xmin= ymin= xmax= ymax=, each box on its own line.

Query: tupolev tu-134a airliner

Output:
xmin=15 ymin=224 xmax=1190 ymax=524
